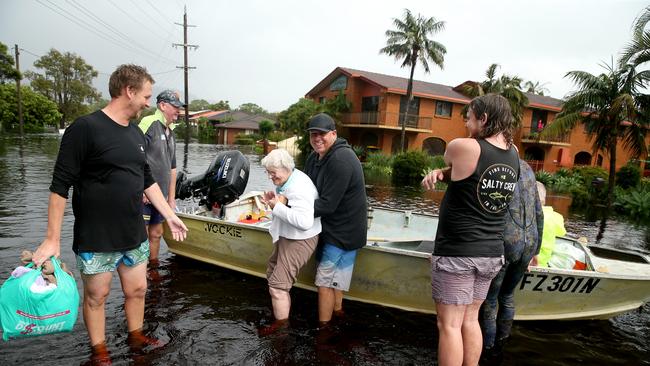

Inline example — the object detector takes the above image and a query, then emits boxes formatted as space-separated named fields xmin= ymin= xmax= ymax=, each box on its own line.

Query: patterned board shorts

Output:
xmin=76 ymin=240 xmax=150 ymax=275
xmin=315 ymin=243 xmax=358 ymax=292
xmin=431 ymin=255 xmax=504 ymax=305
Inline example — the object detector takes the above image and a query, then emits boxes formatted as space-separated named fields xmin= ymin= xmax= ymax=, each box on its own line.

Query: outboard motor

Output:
xmin=176 ymin=150 xmax=250 ymax=210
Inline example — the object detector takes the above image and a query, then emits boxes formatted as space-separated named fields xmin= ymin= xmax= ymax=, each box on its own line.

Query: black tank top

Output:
xmin=434 ymin=139 xmax=520 ymax=257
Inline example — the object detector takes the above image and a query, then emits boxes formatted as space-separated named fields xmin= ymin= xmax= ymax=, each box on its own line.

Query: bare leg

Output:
xmin=117 ymin=262 xmax=148 ymax=332
xmin=147 ymin=223 xmax=164 ymax=262
xmin=81 ymin=271 xmax=114 ymax=346
xmin=334 ymin=289 xmax=343 ymax=312
xmin=269 ymin=287 xmax=291 ymax=320
xmin=318 ymin=286 xmax=336 ymax=323
xmin=461 ymin=300 xmax=484 ymax=366
xmin=436 ymin=302 xmax=467 ymax=366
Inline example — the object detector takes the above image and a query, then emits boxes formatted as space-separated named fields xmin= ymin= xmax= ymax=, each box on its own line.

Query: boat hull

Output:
xmin=164 ymin=208 xmax=650 ymax=320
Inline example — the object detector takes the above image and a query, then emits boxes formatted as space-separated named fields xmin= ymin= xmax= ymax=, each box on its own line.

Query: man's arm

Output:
xmin=168 ymin=168 xmax=177 ymax=209
xmin=32 ymin=193 xmax=66 ymax=267
xmin=144 ymin=183 xmax=188 ymax=241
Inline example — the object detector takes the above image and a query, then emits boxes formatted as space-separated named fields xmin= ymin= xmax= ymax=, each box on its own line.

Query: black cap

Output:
xmin=156 ymin=90 xmax=184 ymax=108
xmin=306 ymin=113 xmax=336 ymax=132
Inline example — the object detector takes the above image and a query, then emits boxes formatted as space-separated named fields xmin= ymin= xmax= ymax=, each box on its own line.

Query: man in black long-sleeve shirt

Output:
xmin=303 ymin=113 xmax=367 ymax=327
xmin=32 ymin=64 xmax=188 ymax=363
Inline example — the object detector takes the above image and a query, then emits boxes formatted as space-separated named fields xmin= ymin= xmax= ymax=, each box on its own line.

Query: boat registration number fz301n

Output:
xmin=519 ymin=273 xmax=601 ymax=293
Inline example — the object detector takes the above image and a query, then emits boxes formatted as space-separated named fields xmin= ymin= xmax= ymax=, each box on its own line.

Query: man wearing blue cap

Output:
xmin=138 ymin=90 xmax=183 ymax=264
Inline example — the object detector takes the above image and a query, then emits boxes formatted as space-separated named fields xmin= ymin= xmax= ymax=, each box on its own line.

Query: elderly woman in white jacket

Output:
xmin=259 ymin=148 xmax=321 ymax=335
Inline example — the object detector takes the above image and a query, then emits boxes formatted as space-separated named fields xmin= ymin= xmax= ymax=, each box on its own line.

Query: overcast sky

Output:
xmin=1 ymin=0 xmax=647 ymax=112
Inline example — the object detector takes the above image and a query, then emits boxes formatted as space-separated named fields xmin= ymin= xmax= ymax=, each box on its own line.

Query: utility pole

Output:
xmin=14 ymin=44 xmax=24 ymax=138
xmin=174 ymin=6 xmax=198 ymax=171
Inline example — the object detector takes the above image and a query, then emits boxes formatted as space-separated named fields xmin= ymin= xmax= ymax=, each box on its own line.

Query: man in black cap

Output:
xmin=138 ymin=90 xmax=183 ymax=264
xmin=303 ymin=113 xmax=367 ymax=328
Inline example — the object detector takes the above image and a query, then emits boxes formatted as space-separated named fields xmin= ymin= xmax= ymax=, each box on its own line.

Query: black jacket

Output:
xmin=304 ymin=138 xmax=367 ymax=250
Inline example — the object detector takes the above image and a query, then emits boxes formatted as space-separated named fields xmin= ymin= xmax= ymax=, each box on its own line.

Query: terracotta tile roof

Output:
xmin=525 ymin=93 xmax=563 ymax=111
xmin=307 ymin=67 xmax=565 ymax=110
xmin=341 ymin=67 xmax=471 ymax=104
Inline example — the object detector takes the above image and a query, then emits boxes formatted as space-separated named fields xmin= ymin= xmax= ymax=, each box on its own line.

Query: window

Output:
xmin=319 ymin=96 xmax=326 ymax=104
xmin=329 ymin=75 xmax=348 ymax=91
xmin=399 ymin=96 xmax=420 ymax=126
xmin=361 ymin=96 xmax=379 ymax=124
xmin=531 ymin=110 xmax=548 ymax=131
xmin=435 ymin=101 xmax=452 ymax=117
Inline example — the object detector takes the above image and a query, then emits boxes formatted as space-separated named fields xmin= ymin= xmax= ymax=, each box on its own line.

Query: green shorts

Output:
xmin=76 ymin=241 xmax=150 ymax=275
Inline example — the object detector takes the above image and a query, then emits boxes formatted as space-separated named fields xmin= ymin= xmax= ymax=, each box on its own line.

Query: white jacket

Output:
xmin=269 ymin=169 xmax=321 ymax=243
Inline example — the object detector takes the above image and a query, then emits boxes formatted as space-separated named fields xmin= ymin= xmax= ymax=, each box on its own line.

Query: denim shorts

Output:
xmin=143 ymin=203 xmax=165 ymax=225
xmin=431 ymin=255 xmax=504 ymax=305
xmin=76 ymin=240 xmax=150 ymax=275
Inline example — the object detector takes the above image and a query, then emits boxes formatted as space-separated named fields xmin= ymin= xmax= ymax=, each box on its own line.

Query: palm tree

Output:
xmin=524 ymin=80 xmax=550 ymax=96
xmin=620 ymin=6 xmax=650 ymax=67
xmin=380 ymin=9 xmax=446 ymax=152
xmin=541 ymin=61 xmax=650 ymax=208
xmin=462 ymin=63 xmax=529 ymax=127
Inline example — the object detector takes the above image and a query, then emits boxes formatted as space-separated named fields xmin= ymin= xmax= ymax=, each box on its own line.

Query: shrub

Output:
xmin=352 ymin=145 xmax=365 ymax=160
xmin=267 ymin=131 xmax=288 ymax=142
xmin=535 ymin=170 xmax=554 ymax=186
xmin=364 ymin=152 xmax=393 ymax=176
xmin=571 ymin=166 xmax=608 ymax=186
xmin=392 ymin=150 xmax=430 ymax=185
xmin=614 ymin=189 xmax=650 ymax=222
xmin=427 ymin=155 xmax=447 ymax=171
xmin=616 ymin=163 xmax=641 ymax=189
xmin=234 ymin=133 xmax=255 ymax=145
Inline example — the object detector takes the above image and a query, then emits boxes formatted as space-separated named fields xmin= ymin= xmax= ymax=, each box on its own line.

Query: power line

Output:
xmin=65 ymin=0 xmax=177 ymax=66
xmin=128 ymin=0 xmax=177 ymax=39
xmin=36 ymin=0 xmax=179 ymax=67
xmin=146 ymin=0 xmax=175 ymax=25
xmin=36 ymin=0 xmax=153 ymax=59
xmin=107 ymin=0 xmax=177 ymax=45
xmin=18 ymin=48 xmax=42 ymax=59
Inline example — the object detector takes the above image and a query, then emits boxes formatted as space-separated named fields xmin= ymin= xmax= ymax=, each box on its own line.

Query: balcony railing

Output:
xmin=520 ymin=126 xmax=570 ymax=144
xmin=525 ymin=159 xmax=545 ymax=172
xmin=341 ymin=112 xmax=432 ymax=130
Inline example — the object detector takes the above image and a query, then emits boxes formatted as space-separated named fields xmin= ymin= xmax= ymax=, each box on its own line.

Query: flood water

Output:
xmin=0 ymin=134 xmax=649 ymax=365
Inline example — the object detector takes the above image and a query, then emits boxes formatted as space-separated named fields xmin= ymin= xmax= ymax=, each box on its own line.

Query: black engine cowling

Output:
xmin=176 ymin=150 xmax=250 ymax=209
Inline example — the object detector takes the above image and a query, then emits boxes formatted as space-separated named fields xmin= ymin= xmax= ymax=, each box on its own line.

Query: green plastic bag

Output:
xmin=0 ymin=257 xmax=79 ymax=341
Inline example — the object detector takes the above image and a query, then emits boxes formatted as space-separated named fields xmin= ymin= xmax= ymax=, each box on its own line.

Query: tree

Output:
xmin=189 ymin=99 xmax=211 ymax=111
xmin=277 ymin=98 xmax=324 ymax=156
xmin=238 ymin=102 xmax=267 ymax=115
xmin=323 ymin=90 xmax=352 ymax=120
xmin=380 ymin=9 xmax=446 ymax=152
xmin=258 ymin=120 xmax=274 ymax=139
xmin=210 ymin=100 xmax=230 ymax=111
xmin=0 ymin=42 xmax=20 ymax=83
xmin=462 ymin=64 xmax=529 ymax=127
xmin=620 ymin=6 xmax=650 ymax=67
xmin=524 ymin=80 xmax=549 ymax=96
xmin=542 ymin=61 xmax=650 ymax=208
xmin=25 ymin=49 xmax=100 ymax=127
xmin=0 ymin=84 xmax=61 ymax=131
